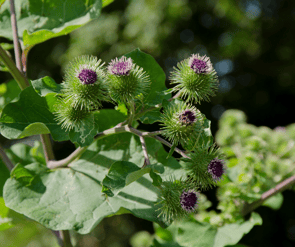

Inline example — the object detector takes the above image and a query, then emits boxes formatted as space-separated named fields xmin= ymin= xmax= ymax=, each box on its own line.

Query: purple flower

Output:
xmin=108 ymin=56 xmax=133 ymax=76
xmin=208 ymin=158 xmax=225 ymax=181
xmin=188 ymin=54 xmax=213 ymax=74
xmin=180 ymin=189 xmax=199 ymax=212
xmin=77 ymin=68 xmax=97 ymax=85
xmin=179 ymin=110 xmax=196 ymax=125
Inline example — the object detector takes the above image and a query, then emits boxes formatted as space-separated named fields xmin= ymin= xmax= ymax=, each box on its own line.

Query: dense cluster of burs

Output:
xmin=55 ymin=53 xmax=225 ymax=222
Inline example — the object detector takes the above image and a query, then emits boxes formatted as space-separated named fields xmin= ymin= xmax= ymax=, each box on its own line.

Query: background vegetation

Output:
xmin=1 ymin=0 xmax=295 ymax=246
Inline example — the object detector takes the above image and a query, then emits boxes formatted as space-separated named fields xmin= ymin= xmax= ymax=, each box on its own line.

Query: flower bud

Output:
xmin=62 ymin=55 xmax=108 ymax=111
xmin=157 ymin=178 xmax=198 ymax=222
xmin=54 ymin=97 xmax=92 ymax=131
xmin=107 ymin=56 xmax=150 ymax=104
xmin=182 ymin=143 xmax=224 ymax=189
xmin=207 ymin=158 xmax=226 ymax=181
xmin=170 ymin=54 xmax=218 ymax=103
xmin=160 ymin=101 xmax=203 ymax=146
xmin=180 ymin=189 xmax=199 ymax=213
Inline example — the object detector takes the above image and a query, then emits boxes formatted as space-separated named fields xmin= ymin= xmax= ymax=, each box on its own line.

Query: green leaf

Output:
xmin=149 ymin=170 xmax=162 ymax=187
xmin=174 ymin=219 xmax=217 ymax=247
xmin=10 ymin=163 xmax=35 ymax=186
xmin=0 ymin=86 xmax=69 ymax=141
xmin=0 ymin=80 xmax=22 ymax=113
xmin=102 ymin=161 xmax=151 ymax=196
xmin=152 ymin=239 xmax=183 ymax=247
xmin=262 ymin=192 xmax=283 ymax=210
xmin=166 ymin=143 xmax=176 ymax=159
xmin=0 ymin=158 xmax=10 ymax=197
xmin=0 ymin=197 xmax=14 ymax=231
xmin=0 ymin=0 xmax=105 ymax=48
xmin=3 ymin=131 xmax=181 ymax=233
xmin=69 ymin=113 xmax=99 ymax=147
xmin=102 ymin=0 xmax=114 ymax=7
xmin=124 ymin=49 xmax=171 ymax=108
xmin=115 ymin=102 xmax=128 ymax=116
xmin=139 ymin=109 xmax=162 ymax=124
xmin=31 ymin=76 xmax=62 ymax=97
xmin=213 ymin=212 xmax=262 ymax=247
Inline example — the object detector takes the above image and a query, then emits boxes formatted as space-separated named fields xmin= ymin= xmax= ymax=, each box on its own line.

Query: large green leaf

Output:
xmin=0 ymin=86 xmax=69 ymax=141
xmin=0 ymin=0 xmax=114 ymax=48
xmin=213 ymin=212 xmax=262 ymax=247
xmin=0 ymin=158 xmax=10 ymax=197
xmin=0 ymin=80 xmax=22 ymax=113
xmin=31 ymin=76 xmax=62 ymax=97
xmin=102 ymin=161 xmax=152 ymax=196
xmin=124 ymin=49 xmax=171 ymax=109
xmin=3 ymin=126 xmax=184 ymax=234
xmin=0 ymin=197 xmax=14 ymax=231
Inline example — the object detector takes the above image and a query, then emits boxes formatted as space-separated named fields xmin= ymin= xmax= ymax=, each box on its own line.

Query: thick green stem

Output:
xmin=0 ymin=45 xmax=29 ymax=90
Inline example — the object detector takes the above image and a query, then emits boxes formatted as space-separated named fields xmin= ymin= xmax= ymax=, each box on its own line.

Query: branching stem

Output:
xmin=241 ymin=174 xmax=295 ymax=216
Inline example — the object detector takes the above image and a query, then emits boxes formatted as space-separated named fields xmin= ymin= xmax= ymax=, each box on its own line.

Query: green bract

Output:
xmin=54 ymin=97 xmax=93 ymax=131
xmin=170 ymin=55 xmax=219 ymax=103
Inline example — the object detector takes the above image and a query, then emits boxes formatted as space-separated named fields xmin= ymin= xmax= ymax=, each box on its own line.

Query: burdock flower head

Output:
xmin=207 ymin=158 xmax=225 ymax=181
xmin=160 ymin=101 xmax=203 ymax=146
xmin=107 ymin=55 xmax=150 ymax=104
xmin=182 ymin=143 xmax=224 ymax=189
xmin=180 ymin=189 xmax=199 ymax=213
xmin=179 ymin=109 xmax=197 ymax=126
xmin=188 ymin=54 xmax=213 ymax=74
xmin=77 ymin=67 xmax=98 ymax=85
xmin=157 ymin=178 xmax=198 ymax=223
xmin=170 ymin=53 xmax=218 ymax=103
xmin=108 ymin=56 xmax=133 ymax=76
xmin=62 ymin=55 xmax=108 ymax=111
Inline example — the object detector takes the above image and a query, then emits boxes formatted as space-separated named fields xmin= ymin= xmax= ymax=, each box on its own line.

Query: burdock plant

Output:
xmin=170 ymin=54 xmax=219 ymax=103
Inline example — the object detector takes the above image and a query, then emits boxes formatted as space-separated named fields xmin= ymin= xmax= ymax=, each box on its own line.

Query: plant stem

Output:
xmin=128 ymin=127 xmax=190 ymax=159
xmin=151 ymin=135 xmax=190 ymax=159
xmin=139 ymin=136 xmax=150 ymax=168
xmin=0 ymin=44 xmax=29 ymax=90
xmin=47 ymin=125 xmax=128 ymax=169
xmin=241 ymin=174 xmax=295 ymax=216
xmin=0 ymin=144 xmax=14 ymax=171
xmin=59 ymin=230 xmax=73 ymax=247
xmin=40 ymin=134 xmax=55 ymax=163
xmin=9 ymin=0 xmax=22 ymax=72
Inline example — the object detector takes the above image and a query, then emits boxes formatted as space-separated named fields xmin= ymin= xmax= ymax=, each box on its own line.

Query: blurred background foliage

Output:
xmin=1 ymin=0 xmax=295 ymax=246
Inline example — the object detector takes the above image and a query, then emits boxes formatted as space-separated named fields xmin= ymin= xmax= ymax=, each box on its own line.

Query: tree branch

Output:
xmin=241 ymin=174 xmax=295 ymax=216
